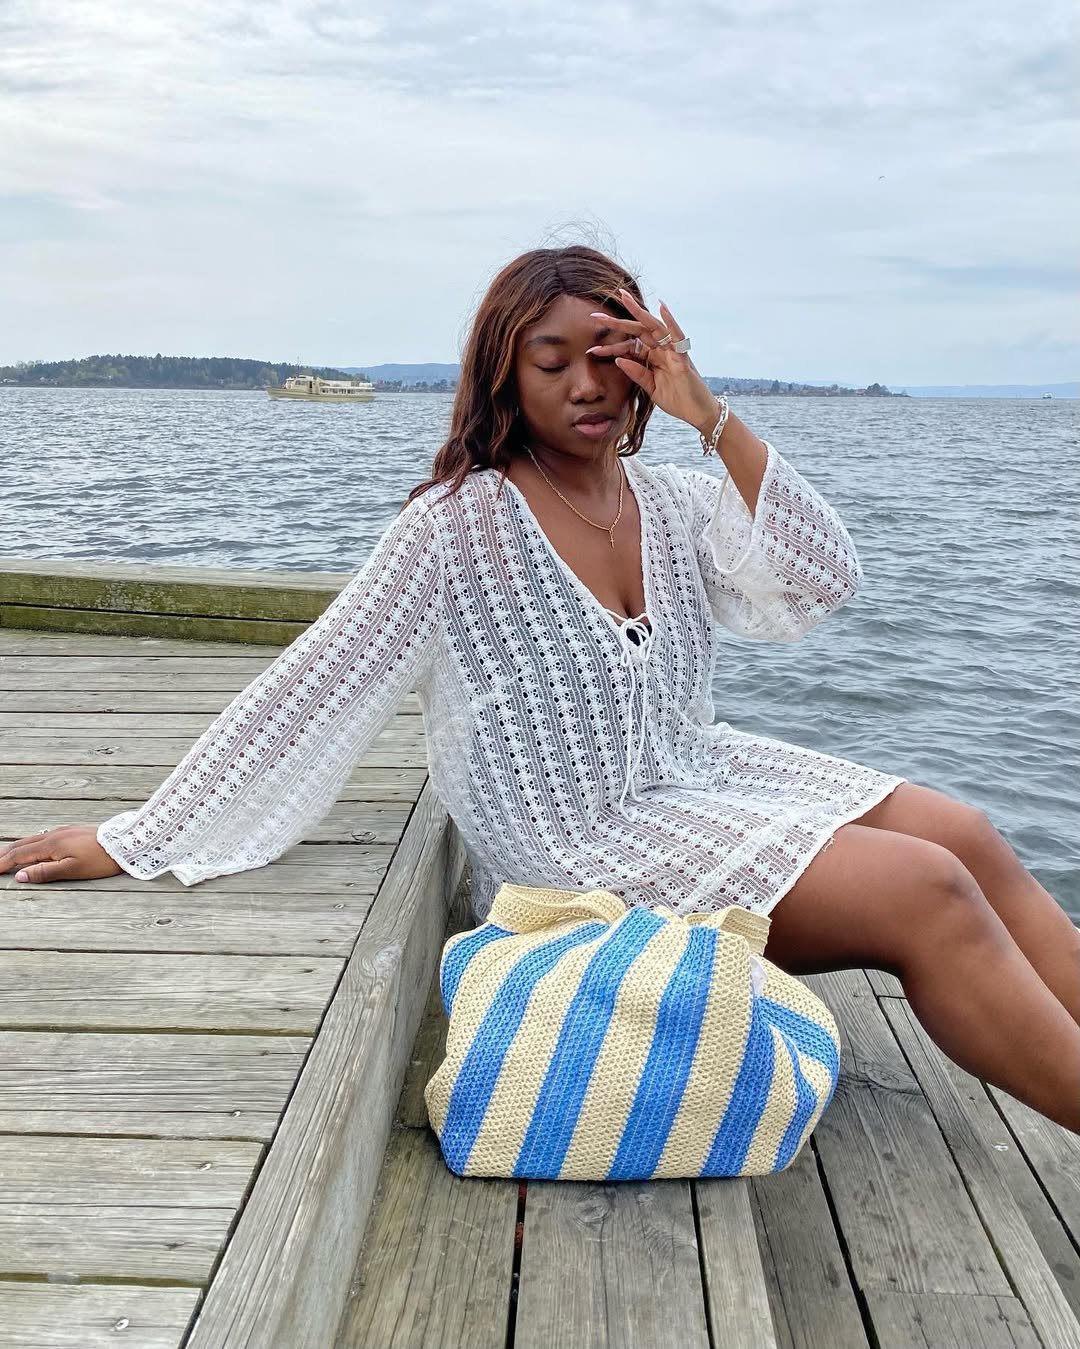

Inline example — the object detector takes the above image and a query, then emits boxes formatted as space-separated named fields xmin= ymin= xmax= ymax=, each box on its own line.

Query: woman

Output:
xmin=3 ymin=245 xmax=1078 ymax=1132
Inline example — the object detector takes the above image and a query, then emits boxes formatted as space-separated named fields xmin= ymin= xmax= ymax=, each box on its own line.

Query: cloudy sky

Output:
xmin=2 ymin=0 xmax=1075 ymax=385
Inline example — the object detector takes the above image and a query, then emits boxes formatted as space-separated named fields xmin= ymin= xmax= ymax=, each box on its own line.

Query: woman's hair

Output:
xmin=404 ymin=245 xmax=656 ymax=507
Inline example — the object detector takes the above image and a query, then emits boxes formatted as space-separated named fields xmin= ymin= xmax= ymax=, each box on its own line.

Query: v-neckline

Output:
xmin=496 ymin=457 xmax=655 ymax=636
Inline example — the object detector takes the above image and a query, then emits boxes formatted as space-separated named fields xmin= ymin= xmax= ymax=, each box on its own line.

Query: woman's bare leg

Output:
xmin=853 ymin=782 xmax=1080 ymax=1024
xmin=762 ymin=821 xmax=1080 ymax=1134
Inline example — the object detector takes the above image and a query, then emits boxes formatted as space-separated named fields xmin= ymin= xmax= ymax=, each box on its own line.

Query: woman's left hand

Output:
xmin=588 ymin=289 xmax=719 ymax=435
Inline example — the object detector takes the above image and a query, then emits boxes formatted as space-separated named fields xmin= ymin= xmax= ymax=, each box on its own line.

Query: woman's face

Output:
xmin=513 ymin=293 xmax=635 ymax=460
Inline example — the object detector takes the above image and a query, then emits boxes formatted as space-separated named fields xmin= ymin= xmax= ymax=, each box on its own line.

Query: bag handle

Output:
xmin=488 ymin=884 xmax=771 ymax=956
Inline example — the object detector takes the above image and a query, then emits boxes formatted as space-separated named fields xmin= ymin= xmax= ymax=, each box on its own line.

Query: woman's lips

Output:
xmin=573 ymin=416 xmax=615 ymax=438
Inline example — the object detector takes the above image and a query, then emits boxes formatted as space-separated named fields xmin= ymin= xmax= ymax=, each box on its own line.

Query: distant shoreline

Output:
xmin=1 ymin=356 xmax=1075 ymax=399
xmin=3 ymin=384 xmax=1076 ymax=398
xmin=0 ymin=384 xmax=910 ymax=396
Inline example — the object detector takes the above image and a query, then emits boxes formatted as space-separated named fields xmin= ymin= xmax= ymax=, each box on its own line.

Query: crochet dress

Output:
xmin=97 ymin=440 xmax=907 ymax=923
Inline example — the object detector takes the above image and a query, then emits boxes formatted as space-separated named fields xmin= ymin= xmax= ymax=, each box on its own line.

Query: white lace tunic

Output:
xmin=97 ymin=441 xmax=906 ymax=923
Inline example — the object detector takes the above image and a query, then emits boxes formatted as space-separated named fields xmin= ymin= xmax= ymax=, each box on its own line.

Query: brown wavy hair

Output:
xmin=404 ymin=245 xmax=656 ymax=508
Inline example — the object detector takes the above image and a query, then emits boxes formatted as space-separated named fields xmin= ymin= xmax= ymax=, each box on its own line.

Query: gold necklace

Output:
xmin=525 ymin=445 xmax=625 ymax=549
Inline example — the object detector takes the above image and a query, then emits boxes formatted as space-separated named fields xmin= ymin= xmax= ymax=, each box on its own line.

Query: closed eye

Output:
xmin=538 ymin=356 xmax=615 ymax=373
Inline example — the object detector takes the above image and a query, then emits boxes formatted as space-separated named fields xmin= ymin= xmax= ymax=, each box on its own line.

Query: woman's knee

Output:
xmin=763 ymin=822 xmax=1000 ymax=975
xmin=855 ymin=782 xmax=1015 ymax=880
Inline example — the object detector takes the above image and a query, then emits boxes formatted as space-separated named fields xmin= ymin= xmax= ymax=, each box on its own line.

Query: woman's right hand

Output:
xmin=0 ymin=824 xmax=126 ymax=885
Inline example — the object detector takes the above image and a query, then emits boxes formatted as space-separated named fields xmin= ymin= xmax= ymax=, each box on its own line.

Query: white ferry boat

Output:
xmin=268 ymin=374 xmax=375 ymax=402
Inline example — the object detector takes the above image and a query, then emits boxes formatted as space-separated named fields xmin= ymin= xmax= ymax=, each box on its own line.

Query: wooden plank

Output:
xmin=185 ymin=784 xmax=462 ymax=1349
xmin=0 ymin=764 xmax=426 ymax=799
xmin=3 ymin=855 xmax=394 ymax=894
xmin=989 ymin=1087 xmax=1080 ymax=1249
xmin=696 ymin=1180 xmax=780 ymax=1348
xmin=806 ymin=969 xmax=1011 ymax=1296
xmin=0 ymin=691 xmax=243 ymax=714
xmin=0 ymin=950 xmax=341 ymax=1032
xmin=337 ymin=890 xmax=517 ymax=1348
xmin=337 ymin=1125 xmax=518 ymax=1349
xmin=0 ymin=691 xmax=422 ymax=713
xmin=0 ymin=887 xmax=373 ymax=956
xmin=1 ymin=656 xmax=273 ymax=677
xmin=868 ymin=997 xmax=1080 ymax=1323
xmin=0 ymin=568 xmax=346 ymax=620
xmin=0 ymin=720 xmax=424 ymax=756
xmin=0 ymin=1135 xmax=260 ymax=1207
xmin=882 ymin=998 xmax=1080 ymax=1348
xmin=393 ymin=906 xmax=476 ymax=1132
xmin=0 ymin=630 xmax=289 ymax=656
xmin=862 ymin=1291 xmax=1040 ymax=1348
xmin=748 ymin=1146 xmax=870 ymax=1349
xmin=0 ymin=670 xmax=427 ymax=706
xmin=0 ymin=606 xmax=313 ymax=645
xmin=0 ymin=1201 xmax=236 ymax=1282
xmin=0 ymin=1281 xmax=200 ymax=1349
xmin=0 ymin=556 xmax=351 ymax=589
xmin=1 ymin=701 xmax=420 ymax=723
xmin=4 ymin=841 xmax=394 ymax=873
xmin=2 ymin=798 xmax=412 ymax=846
xmin=866 ymin=969 xmax=905 ymax=998
xmin=0 ymin=1029 xmax=307 ymax=1139
xmin=2 ymin=712 xmax=424 ymax=734
xmin=0 ymin=730 xmax=427 ymax=765
xmin=515 ymin=1179 xmax=712 ymax=1349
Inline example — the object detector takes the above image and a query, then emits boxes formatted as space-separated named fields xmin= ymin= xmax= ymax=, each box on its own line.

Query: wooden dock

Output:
xmin=2 ymin=559 xmax=1078 ymax=1349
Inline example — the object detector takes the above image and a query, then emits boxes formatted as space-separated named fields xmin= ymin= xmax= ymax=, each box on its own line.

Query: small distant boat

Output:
xmin=268 ymin=374 xmax=375 ymax=402
xmin=1042 ymin=392 xmax=1053 ymax=399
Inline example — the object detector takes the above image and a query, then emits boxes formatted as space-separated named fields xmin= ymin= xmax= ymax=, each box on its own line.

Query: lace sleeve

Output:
xmin=663 ymin=440 xmax=862 ymax=642
xmin=95 ymin=493 xmax=443 ymax=885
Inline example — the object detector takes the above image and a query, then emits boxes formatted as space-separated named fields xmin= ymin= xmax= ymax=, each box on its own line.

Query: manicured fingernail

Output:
xmin=15 ymin=870 xmax=28 ymax=882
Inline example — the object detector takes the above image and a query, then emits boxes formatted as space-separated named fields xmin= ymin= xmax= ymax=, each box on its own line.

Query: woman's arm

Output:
xmin=95 ymin=492 xmax=443 ymax=885
xmin=659 ymin=439 xmax=863 ymax=642
xmin=690 ymin=406 xmax=770 ymax=517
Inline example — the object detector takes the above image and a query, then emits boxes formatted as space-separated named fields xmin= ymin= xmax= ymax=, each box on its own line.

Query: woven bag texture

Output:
xmin=423 ymin=883 xmax=840 ymax=1180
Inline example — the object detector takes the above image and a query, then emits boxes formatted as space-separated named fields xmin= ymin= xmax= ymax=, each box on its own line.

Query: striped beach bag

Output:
xmin=423 ymin=883 xmax=840 ymax=1181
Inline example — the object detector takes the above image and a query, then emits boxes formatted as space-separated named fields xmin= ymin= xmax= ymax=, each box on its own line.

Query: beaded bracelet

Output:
xmin=700 ymin=394 xmax=730 ymax=457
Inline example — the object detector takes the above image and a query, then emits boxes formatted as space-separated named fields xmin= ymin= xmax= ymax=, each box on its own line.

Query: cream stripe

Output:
xmin=423 ymin=919 xmax=602 ymax=1138
xmin=788 ymin=1049 xmax=836 ymax=1155
xmin=742 ymin=1024 xmax=798 ymax=1174
xmin=463 ymin=925 xmax=620 ymax=1176
xmin=657 ymin=929 xmax=756 ymax=1176
xmin=562 ymin=923 xmax=690 ymax=1179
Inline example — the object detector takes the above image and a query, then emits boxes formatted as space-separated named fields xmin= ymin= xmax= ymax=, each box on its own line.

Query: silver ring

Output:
xmin=655 ymin=332 xmax=673 ymax=348
xmin=672 ymin=337 xmax=691 ymax=353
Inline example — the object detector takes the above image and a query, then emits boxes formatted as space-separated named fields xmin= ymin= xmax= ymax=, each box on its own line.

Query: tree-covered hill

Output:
xmin=0 ymin=355 xmax=365 ymax=389
xmin=0 ymin=353 xmax=906 ymax=396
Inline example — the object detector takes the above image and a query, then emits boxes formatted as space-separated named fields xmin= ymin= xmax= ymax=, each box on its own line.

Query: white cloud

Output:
xmin=0 ymin=0 xmax=1075 ymax=382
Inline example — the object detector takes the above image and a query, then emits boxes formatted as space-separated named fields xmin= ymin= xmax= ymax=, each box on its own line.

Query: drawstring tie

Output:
xmin=605 ymin=611 xmax=655 ymax=817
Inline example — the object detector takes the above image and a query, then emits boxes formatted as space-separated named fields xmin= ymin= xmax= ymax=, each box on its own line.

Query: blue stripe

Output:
xmin=774 ymin=1036 xmax=819 ymax=1169
xmin=608 ymin=926 xmax=719 ymax=1179
xmin=758 ymin=998 xmax=839 ymax=1084
xmin=703 ymin=995 xmax=776 ymax=1175
xmin=438 ymin=921 xmax=608 ymax=1174
xmin=440 ymin=923 xmax=511 ymax=1016
xmin=515 ymin=909 xmax=665 ymax=1178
